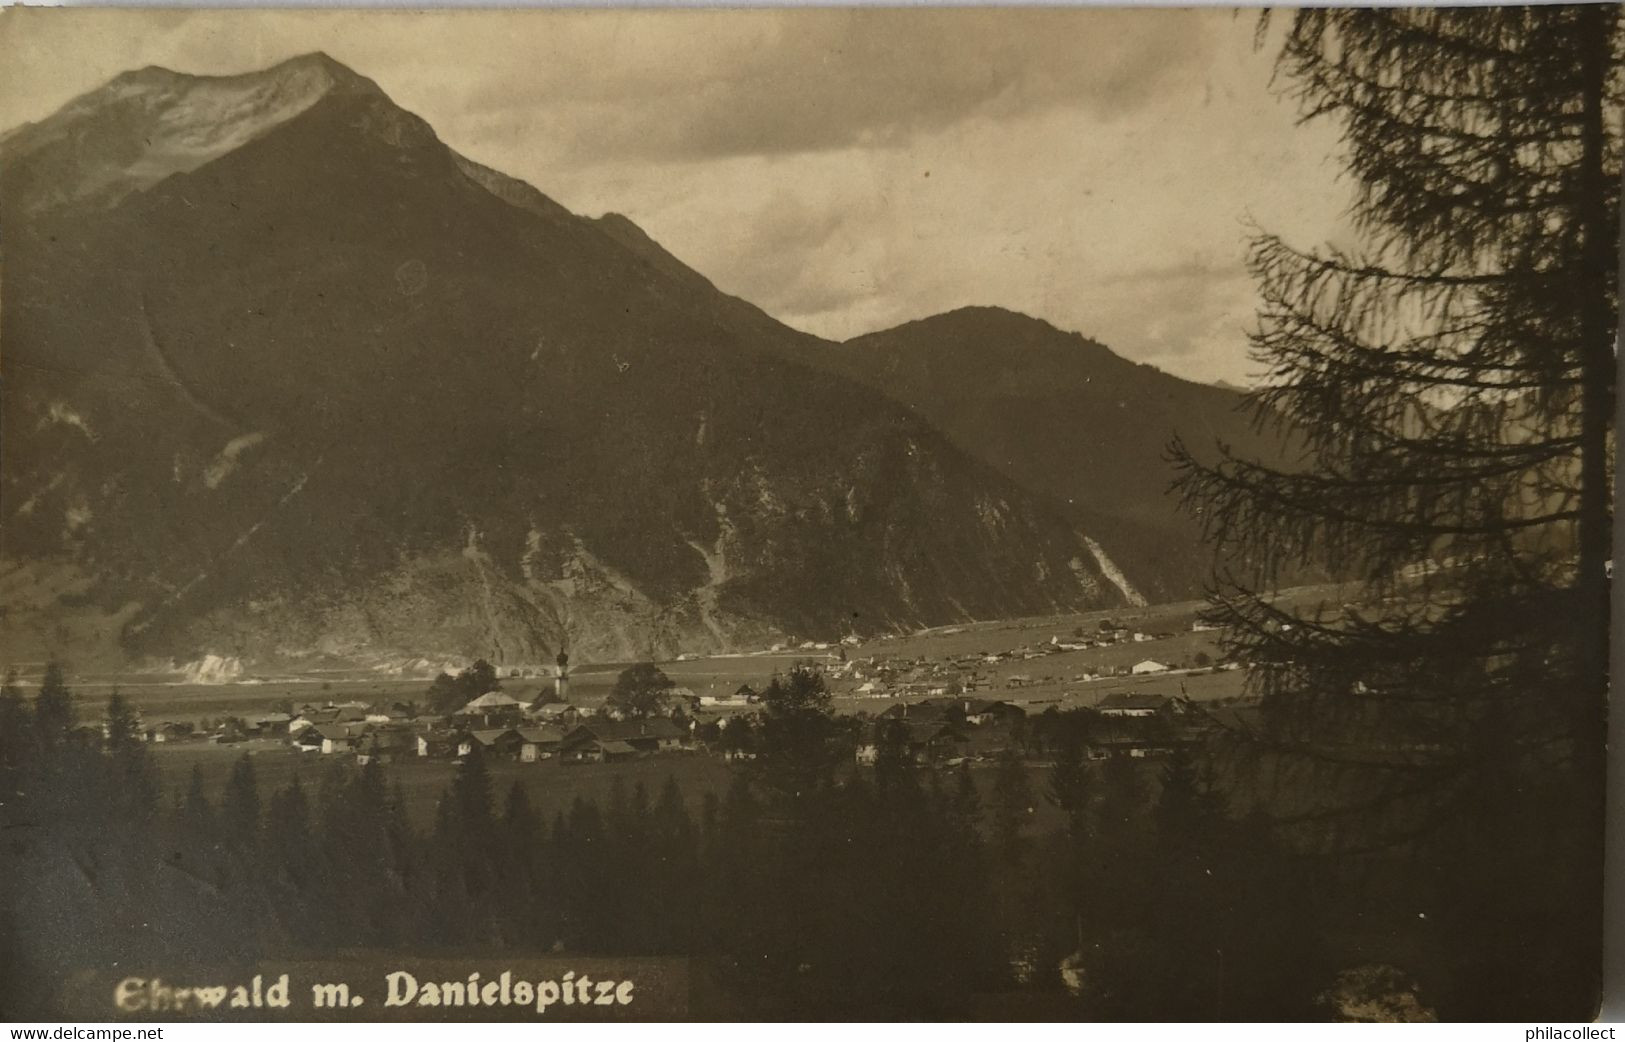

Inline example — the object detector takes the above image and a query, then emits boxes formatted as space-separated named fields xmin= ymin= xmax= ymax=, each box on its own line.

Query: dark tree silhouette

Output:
xmin=607 ymin=662 xmax=675 ymax=718
xmin=33 ymin=661 xmax=75 ymax=755
xmin=872 ymin=716 xmax=913 ymax=791
xmin=752 ymin=664 xmax=841 ymax=799
xmin=426 ymin=659 xmax=503 ymax=715
xmin=0 ymin=670 xmax=32 ymax=795
xmin=1170 ymin=8 xmax=1618 ymax=1019
xmin=103 ymin=692 xmax=157 ymax=825
xmin=221 ymin=753 xmax=261 ymax=852
xmin=990 ymin=747 xmax=1033 ymax=864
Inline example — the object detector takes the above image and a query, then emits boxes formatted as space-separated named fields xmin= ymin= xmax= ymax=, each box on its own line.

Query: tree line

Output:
xmin=1 ymin=664 xmax=1339 ymax=1020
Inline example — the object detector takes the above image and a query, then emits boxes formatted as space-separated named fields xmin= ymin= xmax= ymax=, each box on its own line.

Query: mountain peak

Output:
xmin=276 ymin=50 xmax=347 ymax=71
xmin=110 ymin=63 xmax=187 ymax=85
xmin=3 ymin=52 xmax=384 ymax=218
xmin=97 ymin=51 xmax=365 ymax=97
xmin=265 ymin=51 xmax=375 ymax=90
xmin=852 ymin=305 xmax=1108 ymax=355
xmin=931 ymin=304 xmax=1067 ymax=335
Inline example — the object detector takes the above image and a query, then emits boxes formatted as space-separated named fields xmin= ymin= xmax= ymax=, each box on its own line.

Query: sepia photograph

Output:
xmin=0 ymin=4 xmax=1616 ymax=1023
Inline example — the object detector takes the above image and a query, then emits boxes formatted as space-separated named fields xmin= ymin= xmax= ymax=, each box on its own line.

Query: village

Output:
xmin=125 ymin=605 xmax=1260 ymax=783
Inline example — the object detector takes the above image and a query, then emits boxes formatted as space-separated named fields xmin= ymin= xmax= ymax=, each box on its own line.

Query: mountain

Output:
xmin=803 ymin=307 xmax=1298 ymax=601
xmin=554 ymin=207 xmax=1301 ymax=600
xmin=0 ymin=54 xmax=1141 ymax=673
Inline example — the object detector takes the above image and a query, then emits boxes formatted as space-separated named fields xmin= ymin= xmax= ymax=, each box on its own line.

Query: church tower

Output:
xmin=555 ymin=646 xmax=570 ymax=703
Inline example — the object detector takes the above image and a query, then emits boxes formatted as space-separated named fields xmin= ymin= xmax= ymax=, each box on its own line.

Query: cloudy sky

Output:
xmin=1 ymin=8 xmax=1356 ymax=385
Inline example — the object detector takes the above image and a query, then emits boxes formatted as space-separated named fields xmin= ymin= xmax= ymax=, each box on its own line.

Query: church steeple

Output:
xmin=555 ymin=645 xmax=570 ymax=703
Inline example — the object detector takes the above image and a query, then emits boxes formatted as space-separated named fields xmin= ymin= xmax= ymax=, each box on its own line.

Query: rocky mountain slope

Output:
xmin=811 ymin=308 xmax=1300 ymax=602
xmin=581 ymin=213 xmax=1304 ymax=603
xmin=1 ymin=54 xmax=1141 ymax=673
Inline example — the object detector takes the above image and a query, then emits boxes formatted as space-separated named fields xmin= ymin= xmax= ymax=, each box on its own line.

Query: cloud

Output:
xmin=0 ymin=8 xmax=1357 ymax=387
xmin=447 ymin=9 xmax=1218 ymax=162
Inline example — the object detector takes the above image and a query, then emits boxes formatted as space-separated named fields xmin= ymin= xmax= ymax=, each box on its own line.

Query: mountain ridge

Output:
xmin=1 ymin=53 xmax=1148 ymax=673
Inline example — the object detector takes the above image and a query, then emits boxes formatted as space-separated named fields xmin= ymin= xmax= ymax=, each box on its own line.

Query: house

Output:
xmin=878 ymin=701 xmax=950 ymax=725
xmin=290 ymin=704 xmax=369 ymax=734
xmin=1006 ymin=674 xmax=1034 ymax=688
xmin=558 ymin=717 xmax=687 ymax=763
xmin=322 ymin=723 xmax=371 ymax=754
xmin=856 ymin=719 xmax=969 ymax=765
xmin=524 ymin=681 xmax=560 ymax=708
xmin=214 ymin=721 xmax=250 ymax=744
xmin=1130 ymin=659 xmax=1170 ymax=675
xmin=357 ymin=726 xmax=414 ymax=764
xmin=463 ymin=728 xmax=525 ymax=760
xmin=528 ymin=701 xmax=579 ymax=725
xmin=905 ymin=721 xmax=969 ymax=763
xmin=252 ymin=712 xmax=293 ymax=737
xmin=1097 ymin=693 xmax=1171 ymax=718
xmin=300 ymin=722 xmax=370 ymax=755
xmin=960 ymin=699 xmax=1025 ymax=726
xmin=609 ymin=717 xmax=687 ymax=753
xmin=698 ymin=683 xmax=759 ymax=706
xmin=146 ymin=721 xmax=195 ymax=743
xmin=454 ymin=691 xmax=527 ymax=729
xmin=417 ymin=732 xmax=458 ymax=758
xmin=365 ymin=702 xmax=416 ymax=725
xmin=517 ymin=726 xmax=565 ymax=762
xmin=560 ymin=736 xmax=638 ymax=764
xmin=1086 ymin=708 xmax=1185 ymax=758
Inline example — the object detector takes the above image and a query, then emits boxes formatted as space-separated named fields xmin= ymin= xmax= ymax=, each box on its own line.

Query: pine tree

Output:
xmin=1170 ymin=8 xmax=1618 ymax=1019
xmin=102 ymin=693 xmax=157 ymax=824
xmin=873 ymin=717 xmax=914 ymax=794
xmin=180 ymin=764 xmax=215 ymax=836
xmin=32 ymin=661 xmax=75 ymax=756
xmin=503 ymin=781 xmax=540 ymax=848
xmin=1045 ymin=731 xmax=1091 ymax=843
xmin=989 ymin=747 xmax=1033 ymax=865
xmin=0 ymin=670 xmax=33 ymax=799
xmin=1153 ymin=745 xmax=1220 ymax=850
xmin=220 ymin=753 xmax=261 ymax=853
xmin=265 ymin=775 xmax=314 ymax=888
xmin=649 ymin=776 xmax=699 ymax=952
xmin=751 ymin=664 xmax=843 ymax=811
xmin=950 ymin=763 xmax=982 ymax=835
xmin=437 ymin=746 xmax=497 ymax=924
xmin=385 ymin=781 xmax=417 ymax=895
xmin=499 ymin=781 xmax=541 ymax=945
xmin=450 ymin=744 xmax=495 ymax=829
